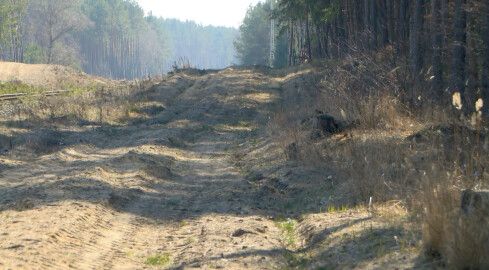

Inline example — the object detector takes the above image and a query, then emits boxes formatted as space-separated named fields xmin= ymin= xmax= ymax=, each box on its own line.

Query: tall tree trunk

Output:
xmin=364 ymin=0 xmax=370 ymax=51
xmin=379 ymin=0 xmax=389 ymax=47
xmin=411 ymin=0 xmax=424 ymax=107
xmin=386 ymin=0 xmax=394 ymax=44
xmin=305 ymin=5 xmax=312 ymax=62
xmin=431 ymin=0 xmax=443 ymax=103
xmin=450 ymin=0 xmax=467 ymax=103
xmin=482 ymin=0 xmax=489 ymax=114
xmin=336 ymin=9 xmax=343 ymax=56
xmin=398 ymin=0 xmax=409 ymax=54
xmin=352 ymin=0 xmax=360 ymax=46
xmin=466 ymin=30 xmax=478 ymax=111
xmin=288 ymin=20 xmax=294 ymax=66
xmin=369 ymin=0 xmax=377 ymax=50
xmin=315 ymin=23 xmax=323 ymax=58
xmin=322 ymin=23 xmax=330 ymax=58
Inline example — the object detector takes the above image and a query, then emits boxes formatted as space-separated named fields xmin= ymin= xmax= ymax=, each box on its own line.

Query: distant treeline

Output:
xmin=161 ymin=19 xmax=238 ymax=72
xmin=0 ymin=0 xmax=238 ymax=79
xmin=235 ymin=0 xmax=489 ymax=113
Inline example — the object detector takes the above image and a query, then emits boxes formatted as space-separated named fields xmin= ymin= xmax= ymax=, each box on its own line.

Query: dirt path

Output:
xmin=0 ymin=68 xmax=286 ymax=269
xmin=0 ymin=67 xmax=422 ymax=269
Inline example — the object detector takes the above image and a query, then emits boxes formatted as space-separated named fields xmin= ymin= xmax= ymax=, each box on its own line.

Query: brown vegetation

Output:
xmin=0 ymin=59 xmax=487 ymax=269
xmin=272 ymin=49 xmax=489 ymax=268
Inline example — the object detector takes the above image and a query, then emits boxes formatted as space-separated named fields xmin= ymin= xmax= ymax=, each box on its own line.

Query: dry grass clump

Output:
xmin=417 ymin=112 xmax=489 ymax=269
xmin=420 ymin=171 xmax=489 ymax=269
xmin=318 ymin=54 xmax=412 ymax=130
xmin=338 ymin=138 xmax=416 ymax=204
xmin=272 ymin=54 xmax=489 ymax=268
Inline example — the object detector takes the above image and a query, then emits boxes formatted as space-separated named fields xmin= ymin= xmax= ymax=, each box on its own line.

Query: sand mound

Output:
xmin=0 ymin=61 xmax=108 ymax=88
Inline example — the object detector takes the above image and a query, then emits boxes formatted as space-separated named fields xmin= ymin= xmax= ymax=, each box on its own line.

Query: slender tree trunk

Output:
xmin=364 ymin=0 xmax=370 ymax=51
xmin=315 ymin=23 xmax=323 ymax=58
xmin=398 ymin=0 xmax=409 ymax=54
xmin=336 ymin=10 xmax=343 ymax=56
xmin=379 ymin=0 xmax=389 ymax=47
xmin=48 ymin=18 xmax=54 ymax=64
xmin=322 ymin=23 xmax=330 ymax=58
xmin=431 ymin=0 xmax=443 ymax=103
xmin=369 ymin=0 xmax=377 ymax=50
xmin=450 ymin=0 xmax=467 ymax=102
xmin=411 ymin=0 xmax=424 ymax=107
xmin=466 ymin=30 xmax=478 ymax=111
xmin=288 ymin=20 xmax=294 ymax=66
xmin=305 ymin=5 xmax=312 ymax=62
xmin=482 ymin=0 xmax=489 ymax=114
xmin=386 ymin=0 xmax=394 ymax=44
xmin=352 ymin=0 xmax=360 ymax=46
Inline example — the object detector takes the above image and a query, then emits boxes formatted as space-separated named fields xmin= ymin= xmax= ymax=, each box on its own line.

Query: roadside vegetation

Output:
xmin=0 ymin=0 xmax=488 ymax=268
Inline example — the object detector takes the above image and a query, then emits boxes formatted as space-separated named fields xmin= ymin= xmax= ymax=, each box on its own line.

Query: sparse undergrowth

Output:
xmin=145 ymin=253 xmax=172 ymax=267
xmin=0 ymin=81 xmax=45 ymax=95
xmin=275 ymin=218 xmax=298 ymax=248
xmin=271 ymin=55 xmax=489 ymax=268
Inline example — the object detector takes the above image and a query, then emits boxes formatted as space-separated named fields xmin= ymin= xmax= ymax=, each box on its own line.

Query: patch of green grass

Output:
xmin=0 ymin=81 xmax=44 ymax=95
xmin=145 ymin=253 xmax=172 ymax=267
xmin=187 ymin=237 xmax=196 ymax=244
xmin=124 ymin=100 xmax=141 ymax=113
xmin=66 ymin=83 xmax=99 ymax=95
xmin=275 ymin=218 xmax=298 ymax=247
xmin=326 ymin=204 xmax=349 ymax=213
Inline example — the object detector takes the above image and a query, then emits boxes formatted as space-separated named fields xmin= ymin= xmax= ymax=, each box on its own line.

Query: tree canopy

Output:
xmin=0 ymin=0 xmax=238 ymax=79
xmin=234 ymin=0 xmax=489 ymax=113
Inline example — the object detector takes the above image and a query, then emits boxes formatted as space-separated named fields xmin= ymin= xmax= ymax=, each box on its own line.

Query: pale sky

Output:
xmin=137 ymin=0 xmax=262 ymax=28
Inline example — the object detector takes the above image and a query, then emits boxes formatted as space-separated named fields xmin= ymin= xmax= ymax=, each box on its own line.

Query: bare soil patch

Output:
xmin=0 ymin=61 xmax=109 ymax=88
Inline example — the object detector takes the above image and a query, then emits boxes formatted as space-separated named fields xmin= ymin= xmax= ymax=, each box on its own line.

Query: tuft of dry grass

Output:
xmin=420 ymin=174 xmax=489 ymax=269
xmin=417 ymin=114 xmax=489 ymax=269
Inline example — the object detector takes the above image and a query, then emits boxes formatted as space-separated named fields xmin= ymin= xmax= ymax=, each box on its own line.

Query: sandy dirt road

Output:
xmin=0 ymin=67 xmax=421 ymax=269
xmin=0 ymin=68 xmax=290 ymax=269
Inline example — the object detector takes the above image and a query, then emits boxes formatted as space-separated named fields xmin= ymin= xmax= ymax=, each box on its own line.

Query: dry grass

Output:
xmin=0 ymin=78 xmax=160 ymax=126
xmin=417 ymin=114 xmax=489 ymax=269
xmin=271 ymin=53 xmax=489 ymax=268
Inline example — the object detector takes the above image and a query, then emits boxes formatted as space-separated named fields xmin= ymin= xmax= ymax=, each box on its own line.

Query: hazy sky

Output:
xmin=137 ymin=0 xmax=262 ymax=28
